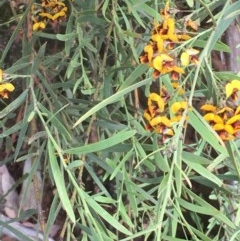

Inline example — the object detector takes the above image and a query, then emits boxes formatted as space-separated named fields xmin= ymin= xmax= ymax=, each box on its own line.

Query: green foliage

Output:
xmin=1 ymin=0 xmax=240 ymax=240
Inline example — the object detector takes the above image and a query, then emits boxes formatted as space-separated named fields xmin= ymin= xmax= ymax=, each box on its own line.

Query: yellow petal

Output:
xmin=177 ymin=34 xmax=191 ymax=41
xmin=235 ymin=106 xmax=240 ymax=114
xmin=33 ymin=22 xmax=46 ymax=31
xmin=148 ymin=93 xmax=165 ymax=112
xmin=161 ymin=54 xmax=174 ymax=62
xmin=143 ymin=110 xmax=151 ymax=121
xmin=230 ymin=79 xmax=240 ymax=89
xmin=39 ymin=12 xmax=54 ymax=20
xmin=152 ymin=56 xmax=163 ymax=72
xmin=166 ymin=18 xmax=175 ymax=36
xmin=33 ymin=22 xmax=40 ymax=31
xmin=150 ymin=116 xmax=171 ymax=127
xmin=152 ymin=34 xmax=164 ymax=52
xmin=225 ymin=82 xmax=234 ymax=98
xmin=160 ymin=1 xmax=170 ymax=18
xmin=200 ymin=104 xmax=217 ymax=112
xmin=170 ymin=115 xmax=182 ymax=122
xmin=171 ymin=101 xmax=187 ymax=114
xmin=213 ymin=123 xmax=225 ymax=131
xmin=203 ymin=113 xmax=223 ymax=124
xmin=217 ymin=106 xmax=233 ymax=114
xmin=0 ymin=83 xmax=15 ymax=92
xmin=171 ymin=66 xmax=185 ymax=74
xmin=144 ymin=45 xmax=154 ymax=62
xmin=163 ymin=128 xmax=174 ymax=136
xmin=168 ymin=34 xmax=178 ymax=42
xmin=226 ymin=114 xmax=240 ymax=125
xmin=39 ymin=21 xmax=46 ymax=29
xmin=225 ymin=124 xmax=235 ymax=134
xmin=185 ymin=48 xmax=199 ymax=56
xmin=52 ymin=11 xmax=66 ymax=21
xmin=149 ymin=93 xmax=161 ymax=102
xmin=225 ymin=80 xmax=240 ymax=98
xmin=180 ymin=52 xmax=190 ymax=66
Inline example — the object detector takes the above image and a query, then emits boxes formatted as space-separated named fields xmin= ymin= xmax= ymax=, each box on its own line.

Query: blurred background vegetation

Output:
xmin=1 ymin=0 xmax=240 ymax=240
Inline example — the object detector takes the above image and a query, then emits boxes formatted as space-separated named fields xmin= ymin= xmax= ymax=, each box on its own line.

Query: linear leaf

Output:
xmin=48 ymin=141 xmax=75 ymax=223
xmin=65 ymin=129 xmax=136 ymax=154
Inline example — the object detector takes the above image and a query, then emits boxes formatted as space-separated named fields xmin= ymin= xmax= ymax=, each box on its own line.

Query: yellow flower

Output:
xmin=225 ymin=79 xmax=240 ymax=98
xmin=148 ymin=93 xmax=165 ymax=113
xmin=144 ymin=44 xmax=154 ymax=62
xmin=0 ymin=83 xmax=15 ymax=98
xmin=166 ymin=18 xmax=175 ymax=36
xmin=171 ymin=101 xmax=187 ymax=114
xmin=180 ymin=49 xmax=199 ymax=66
xmin=150 ymin=116 xmax=171 ymax=127
xmin=213 ymin=123 xmax=234 ymax=134
xmin=203 ymin=113 xmax=223 ymax=124
xmin=52 ymin=8 xmax=67 ymax=21
xmin=33 ymin=21 xmax=46 ymax=31
xmin=152 ymin=54 xmax=174 ymax=72
xmin=151 ymin=34 xmax=164 ymax=52
xmin=160 ymin=1 xmax=170 ymax=19
xmin=180 ymin=52 xmax=190 ymax=66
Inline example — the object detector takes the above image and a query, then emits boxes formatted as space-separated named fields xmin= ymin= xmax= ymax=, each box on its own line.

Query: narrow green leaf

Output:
xmin=184 ymin=187 xmax=235 ymax=229
xmin=31 ymin=43 xmax=46 ymax=74
xmin=83 ymin=191 xmax=132 ymax=236
xmin=0 ymin=122 xmax=22 ymax=138
xmin=182 ymin=153 xmax=222 ymax=187
xmin=48 ymin=141 xmax=76 ymax=223
xmin=73 ymin=77 xmax=151 ymax=127
xmin=56 ymin=33 xmax=78 ymax=41
xmin=65 ymin=129 xmax=136 ymax=154
xmin=0 ymin=89 xmax=28 ymax=119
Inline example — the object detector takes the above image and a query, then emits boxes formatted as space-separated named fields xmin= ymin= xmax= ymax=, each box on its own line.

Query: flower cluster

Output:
xmin=0 ymin=69 xmax=15 ymax=99
xmin=32 ymin=0 xmax=67 ymax=31
xmin=140 ymin=2 xmax=199 ymax=80
xmin=201 ymin=80 xmax=240 ymax=141
xmin=144 ymin=85 xmax=187 ymax=142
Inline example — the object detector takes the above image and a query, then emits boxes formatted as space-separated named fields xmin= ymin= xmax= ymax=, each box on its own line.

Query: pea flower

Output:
xmin=0 ymin=69 xmax=15 ymax=99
